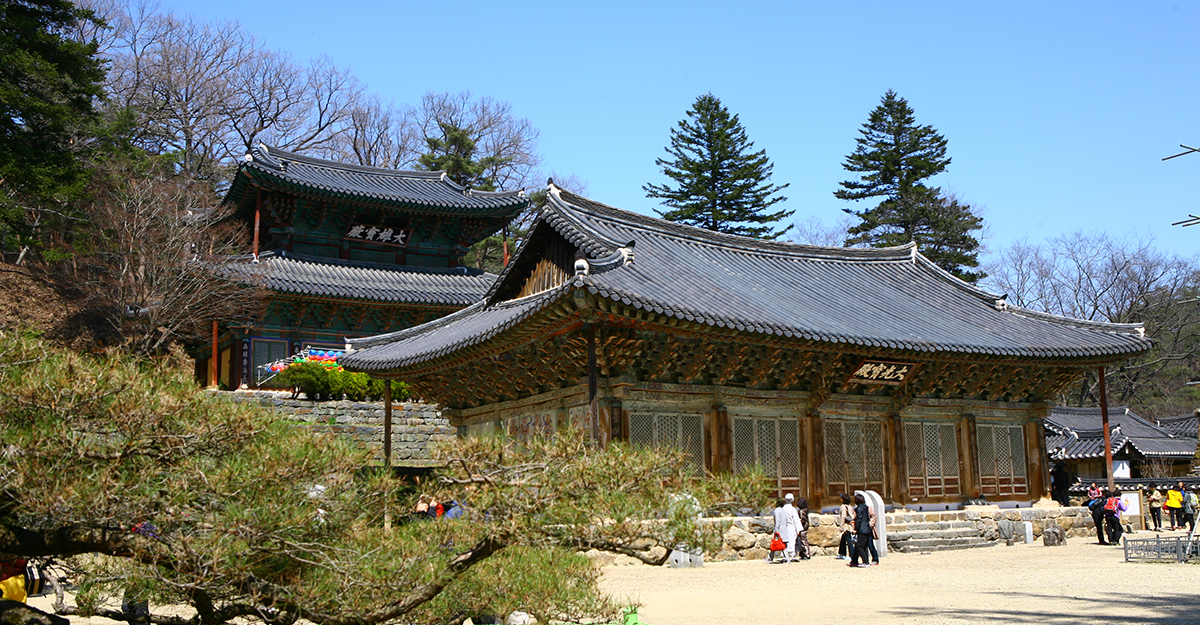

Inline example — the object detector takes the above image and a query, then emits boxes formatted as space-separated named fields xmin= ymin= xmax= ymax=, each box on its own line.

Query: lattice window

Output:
xmin=733 ymin=418 xmax=755 ymax=473
xmin=629 ymin=413 xmax=653 ymax=447
xmin=825 ymin=419 xmax=885 ymax=496
xmin=905 ymin=421 xmax=960 ymax=498
xmin=732 ymin=416 xmax=801 ymax=481
xmin=977 ymin=423 xmax=1028 ymax=496
xmin=628 ymin=412 xmax=705 ymax=476
xmin=779 ymin=419 xmax=799 ymax=478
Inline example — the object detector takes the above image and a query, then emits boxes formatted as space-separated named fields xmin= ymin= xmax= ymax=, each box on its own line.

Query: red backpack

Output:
xmin=1103 ymin=497 xmax=1120 ymax=513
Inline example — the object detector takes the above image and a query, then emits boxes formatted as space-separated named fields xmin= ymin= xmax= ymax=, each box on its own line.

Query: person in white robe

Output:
xmin=779 ymin=493 xmax=802 ymax=562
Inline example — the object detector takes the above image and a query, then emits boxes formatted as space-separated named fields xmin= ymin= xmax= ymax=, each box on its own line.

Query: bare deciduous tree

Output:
xmin=78 ymin=157 xmax=264 ymax=353
xmin=987 ymin=231 xmax=1200 ymax=414
xmin=416 ymin=91 xmax=541 ymax=191
xmin=789 ymin=214 xmax=857 ymax=247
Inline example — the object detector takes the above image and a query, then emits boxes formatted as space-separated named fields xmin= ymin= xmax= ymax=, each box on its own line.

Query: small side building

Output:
xmin=340 ymin=185 xmax=1152 ymax=509
xmin=1046 ymin=406 xmax=1198 ymax=480
xmin=197 ymin=144 xmax=528 ymax=388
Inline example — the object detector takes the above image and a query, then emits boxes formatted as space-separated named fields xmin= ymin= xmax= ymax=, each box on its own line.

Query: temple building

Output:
xmin=197 ymin=144 xmax=528 ymax=389
xmin=339 ymin=185 xmax=1152 ymax=508
xmin=1046 ymin=406 xmax=1198 ymax=480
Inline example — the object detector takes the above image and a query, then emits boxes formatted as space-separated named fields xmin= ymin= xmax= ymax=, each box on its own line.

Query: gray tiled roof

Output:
xmin=237 ymin=251 xmax=496 ymax=306
xmin=340 ymin=185 xmax=1153 ymax=372
xmin=227 ymin=144 xmax=528 ymax=213
xmin=1157 ymin=412 xmax=1199 ymax=440
xmin=1046 ymin=406 xmax=1198 ymax=460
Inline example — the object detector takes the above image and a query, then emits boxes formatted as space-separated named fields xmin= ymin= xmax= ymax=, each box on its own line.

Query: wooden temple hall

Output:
xmin=198 ymin=144 xmax=527 ymax=389
xmin=338 ymin=185 xmax=1152 ymax=509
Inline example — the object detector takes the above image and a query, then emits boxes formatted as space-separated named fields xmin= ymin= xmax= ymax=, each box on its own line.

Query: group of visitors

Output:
xmin=1143 ymin=482 xmax=1198 ymax=533
xmin=1085 ymin=484 xmax=1128 ymax=545
xmin=835 ymin=493 xmax=879 ymax=568
xmin=767 ymin=493 xmax=810 ymax=562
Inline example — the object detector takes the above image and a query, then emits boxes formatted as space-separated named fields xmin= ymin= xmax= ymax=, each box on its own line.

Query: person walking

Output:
xmin=795 ymin=497 xmax=811 ymax=560
xmin=1103 ymin=489 xmax=1128 ymax=544
xmin=835 ymin=493 xmax=854 ymax=560
xmin=772 ymin=496 xmax=798 ymax=563
xmin=1051 ymin=463 xmax=1071 ymax=506
xmin=848 ymin=493 xmax=875 ymax=568
xmin=1145 ymin=484 xmax=1163 ymax=532
xmin=1090 ymin=489 xmax=1109 ymax=545
xmin=767 ymin=499 xmax=786 ymax=563
xmin=781 ymin=494 xmax=803 ymax=562
xmin=1183 ymin=486 xmax=1198 ymax=534
xmin=1166 ymin=483 xmax=1184 ymax=530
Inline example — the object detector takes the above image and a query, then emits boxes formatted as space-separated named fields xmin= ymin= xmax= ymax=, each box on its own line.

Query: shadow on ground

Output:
xmin=883 ymin=590 xmax=1200 ymax=624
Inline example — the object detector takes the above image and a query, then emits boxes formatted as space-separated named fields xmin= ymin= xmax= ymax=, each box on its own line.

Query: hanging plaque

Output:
xmin=848 ymin=360 xmax=916 ymax=385
xmin=344 ymin=223 xmax=406 ymax=246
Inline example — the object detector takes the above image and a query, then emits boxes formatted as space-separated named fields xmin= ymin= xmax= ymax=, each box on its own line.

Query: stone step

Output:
xmin=892 ymin=540 xmax=999 ymax=553
xmin=893 ymin=536 xmax=990 ymax=549
xmin=885 ymin=521 xmax=977 ymax=532
xmin=887 ymin=528 xmax=980 ymax=542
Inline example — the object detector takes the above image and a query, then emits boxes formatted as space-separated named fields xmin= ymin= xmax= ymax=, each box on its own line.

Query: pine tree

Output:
xmin=644 ymin=93 xmax=792 ymax=239
xmin=418 ymin=122 xmax=501 ymax=191
xmin=835 ymin=90 xmax=985 ymax=282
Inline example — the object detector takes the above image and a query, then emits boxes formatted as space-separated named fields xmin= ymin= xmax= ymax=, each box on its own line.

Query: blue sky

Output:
xmin=168 ymin=0 xmax=1200 ymax=265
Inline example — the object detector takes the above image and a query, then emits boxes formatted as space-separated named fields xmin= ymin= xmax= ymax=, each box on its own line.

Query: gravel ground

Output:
xmin=600 ymin=533 xmax=1200 ymax=625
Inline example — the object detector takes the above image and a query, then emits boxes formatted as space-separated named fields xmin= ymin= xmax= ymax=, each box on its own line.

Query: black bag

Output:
xmin=23 ymin=560 xmax=44 ymax=596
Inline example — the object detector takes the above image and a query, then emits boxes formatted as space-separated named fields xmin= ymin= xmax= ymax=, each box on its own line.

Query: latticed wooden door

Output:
xmin=824 ymin=419 xmax=886 ymax=497
xmin=732 ymin=416 xmax=800 ymax=496
xmin=629 ymin=412 xmax=705 ymax=476
xmin=904 ymin=422 xmax=961 ymax=497
xmin=976 ymin=423 xmax=1028 ymax=496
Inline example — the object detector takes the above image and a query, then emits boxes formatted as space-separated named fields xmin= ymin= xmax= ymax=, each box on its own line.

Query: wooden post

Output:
xmin=253 ymin=190 xmax=262 ymax=258
xmin=502 ymin=227 xmax=510 ymax=267
xmin=209 ymin=320 xmax=218 ymax=388
xmin=384 ymin=380 xmax=393 ymax=467
xmin=587 ymin=324 xmax=598 ymax=444
xmin=1098 ymin=366 xmax=1114 ymax=490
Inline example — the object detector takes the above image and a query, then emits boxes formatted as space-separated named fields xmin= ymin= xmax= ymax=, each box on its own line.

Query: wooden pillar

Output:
xmin=810 ymin=413 xmax=826 ymax=509
xmin=587 ymin=324 xmax=599 ymax=445
xmin=607 ymin=398 xmax=624 ymax=443
xmin=383 ymin=380 xmax=393 ymax=466
xmin=1098 ymin=366 xmax=1114 ymax=490
xmin=253 ymin=190 xmax=262 ymax=258
xmin=712 ymin=404 xmax=729 ymax=473
xmin=893 ymin=416 xmax=908 ymax=505
xmin=965 ymin=414 xmax=980 ymax=499
xmin=1025 ymin=420 xmax=1049 ymax=501
xmin=209 ymin=320 xmax=218 ymax=388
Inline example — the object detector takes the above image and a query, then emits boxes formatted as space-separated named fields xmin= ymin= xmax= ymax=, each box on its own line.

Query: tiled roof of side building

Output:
xmin=340 ymin=184 xmax=1153 ymax=372
xmin=1046 ymin=406 xmax=1198 ymax=460
xmin=232 ymin=251 xmax=497 ymax=306
xmin=224 ymin=144 xmax=528 ymax=213
xmin=1157 ymin=412 xmax=1200 ymax=440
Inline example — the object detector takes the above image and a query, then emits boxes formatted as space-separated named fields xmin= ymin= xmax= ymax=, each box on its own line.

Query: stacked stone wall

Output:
xmin=708 ymin=507 xmax=1104 ymax=562
xmin=216 ymin=390 xmax=453 ymax=464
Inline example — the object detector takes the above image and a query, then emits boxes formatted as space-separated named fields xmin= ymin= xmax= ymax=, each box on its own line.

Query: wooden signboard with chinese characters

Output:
xmin=848 ymin=360 xmax=917 ymax=385
xmin=344 ymin=223 xmax=407 ymax=247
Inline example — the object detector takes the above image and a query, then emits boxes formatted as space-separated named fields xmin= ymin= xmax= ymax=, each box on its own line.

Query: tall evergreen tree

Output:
xmin=644 ymin=93 xmax=792 ymax=239
xmin=418 ymin=122 xmax=501 ymax=191
xmin=0 ymin=0 xmax=105 ymax=259
xmin=835 ymin=90 xmax=985 ymax=282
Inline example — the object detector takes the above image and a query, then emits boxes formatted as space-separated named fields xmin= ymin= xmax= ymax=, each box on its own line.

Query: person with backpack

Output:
xmin=1089 ymin=489 xmax=1109 ymax=545
xmin=1182 ymin=486 xmax=1198 ymax=534
xmin=1103 ymin=489 xmax=1128 ymax=544
xmin=1166 ymin=483 xmax=1184 ymax=530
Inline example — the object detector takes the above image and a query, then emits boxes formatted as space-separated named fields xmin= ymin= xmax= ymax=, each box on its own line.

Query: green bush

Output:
xmin=276 ymin=363 xmax=409 ymax=402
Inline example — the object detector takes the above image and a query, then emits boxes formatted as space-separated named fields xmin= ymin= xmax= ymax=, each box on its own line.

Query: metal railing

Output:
xmin=1123 ymin=534 xmax=1199 ymax=563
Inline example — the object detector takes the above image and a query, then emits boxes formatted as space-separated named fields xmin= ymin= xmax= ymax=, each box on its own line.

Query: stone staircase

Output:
xmin=885 ymin=512 xmax=996 ymax=553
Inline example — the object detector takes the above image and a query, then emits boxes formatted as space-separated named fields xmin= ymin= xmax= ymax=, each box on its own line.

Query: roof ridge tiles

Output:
xmin=548 ymin=184 xmax=917 ymax=263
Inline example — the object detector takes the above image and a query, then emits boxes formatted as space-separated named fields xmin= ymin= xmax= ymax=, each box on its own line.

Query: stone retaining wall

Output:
xmin=708 ymin=507 xmax=1105 ymax=562
xmin=216 ymin=390 xmax=453 ymax=464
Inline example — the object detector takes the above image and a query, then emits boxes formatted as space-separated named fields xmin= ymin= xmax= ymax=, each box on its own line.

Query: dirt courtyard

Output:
xmin=600 ymin=535 xmax=1200 ymax=625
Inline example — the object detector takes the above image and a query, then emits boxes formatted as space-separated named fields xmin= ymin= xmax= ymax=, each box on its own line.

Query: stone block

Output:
xmin=723 ymin=525 xmax=757 ymax=550
xmin=756 ymin=534 xmax=773 ymax=550
xmin=742 ymin=546 xmax=768 ymax=561
xmin=808 ymin=525 xmax=842 ymax=548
